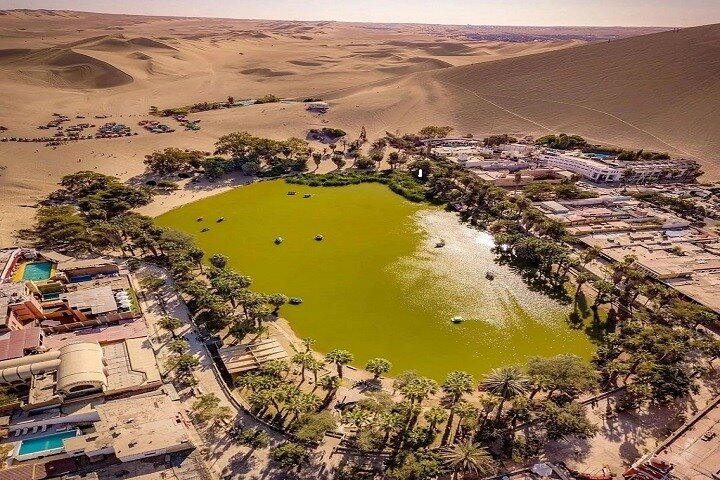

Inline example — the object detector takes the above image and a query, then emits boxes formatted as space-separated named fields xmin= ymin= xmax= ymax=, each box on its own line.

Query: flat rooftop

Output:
xmin=44 ymin=320 xmax=147 ymax=349
xmin=656 ymin=398 xmax=720 ymax=478
xmin=61 ymin=286 xmax=117 ymax=315
xmin=64 ymin=394 xmax=193 ymax=460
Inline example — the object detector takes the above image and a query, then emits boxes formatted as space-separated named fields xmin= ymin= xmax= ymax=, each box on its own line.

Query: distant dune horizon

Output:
xmin=0 ymin=9 xmax=717 ymax=244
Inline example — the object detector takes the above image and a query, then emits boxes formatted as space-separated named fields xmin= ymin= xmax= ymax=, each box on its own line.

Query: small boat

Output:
xmin=303 ymin=194 xmax=312 ymax=198
xmin=217 ymin=217 xmax=225 ymax=223
xmin=435 ymin=239 xmax=445 ymax=248
xmin=485 ymin=271 xmax=495 ymax=280
xmin=274 ymin=237 xmax=284 ymax=245
xmin=197 ymin=217 xmax=203 ymax=222
xmin=289 ymin=297 xmax=303 ymax=305
xmin=451 ymin=316 xmax=464 ymax=324
xmin=315 ymin=234 xmax=324 ymax=241
xmin=201 ymin=228 xmax=210 ymax=232
xmin=287 ymin=191 xmax=297 ymax=196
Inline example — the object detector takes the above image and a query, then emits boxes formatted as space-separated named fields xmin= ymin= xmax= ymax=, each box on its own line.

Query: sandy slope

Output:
xmin=0 ymin=9 xmax=694 ymax=244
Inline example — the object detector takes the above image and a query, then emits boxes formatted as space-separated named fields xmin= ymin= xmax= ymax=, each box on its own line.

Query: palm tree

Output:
xmin=574 ymin=271 xmax=593 ymax=298
xmin=424 ymin=406 xmax=449 ymax=432
xmin=452 ymin=401 xmax=479 ymax=440
xmin=301 ymin=337 xmax=315 ymax=352
xmin=157 ymin=315 xmax=183 ymax=338
xmin=325 ymin=350 xmax=353 ymax=378
xmin=400 ymin=376 xmax=438 ymax=405
xmin=441 ymin=440 xmax=497 ymax=479
xmin=167 ymin=338 xmax=189 ymax=354
xmin=365 ymin=358 xmax=392 ymax=379
xmin=479 ymin=366 xmax=529 ymax=420
xmin=306 ymin=358 xmax=325 ymax=385
xmin=319 ymin=375 xmax=341 ymax=403
xmin=187 ymin=246 xmax=205 ymax=273
xmin=441 ymin=371 xmax=474 ymax=444
xmin=291 ymin=351 xmax=314 ymax=383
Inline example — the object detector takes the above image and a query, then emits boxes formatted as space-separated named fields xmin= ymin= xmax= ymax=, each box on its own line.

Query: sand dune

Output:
xmin=424 ymin=24 xmax=720 ymax=170
xmin=70 ymin=35 xmax=178 ymax=51
xmin=0 ymin=46 xmax=133 ymax=88
xmin=0 ymin=9 xmax=693 ymax=244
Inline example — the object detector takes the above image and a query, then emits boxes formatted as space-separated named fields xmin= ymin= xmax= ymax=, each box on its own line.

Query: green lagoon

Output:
xmin=156 ymin=179 xmax=593 ymax=379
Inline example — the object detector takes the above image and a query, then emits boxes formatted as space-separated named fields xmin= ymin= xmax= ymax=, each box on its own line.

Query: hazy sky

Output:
xmin=1 ymin=0 xmax=719 ymax=27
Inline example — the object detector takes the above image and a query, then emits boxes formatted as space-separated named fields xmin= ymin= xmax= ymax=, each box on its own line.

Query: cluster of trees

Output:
xmin=287 ymin=169 xmax=427 ymax=203
xmin=157 ymin=315 xmax=200 ymax=385
xmin=535 ymin=134 xmax=588 ymax=150
xmin=331 ymin=355 xmax=598 ymax=479
xmin=29 ymin=172 xmax=155 ymax=253
xmin=629 ymin=191 xmax=707 ymax=220
xmin=144 ymin=147 xmax=206 ymax=175
xmin=213 ymin=131 xmax=311 ymax=177
xmin=144 ymin=133 xmax=314 ymax=181
xmin=233 ymin=343 xmax=352 ymax=442
xmin=384 ymin=126 xmax=452 ymax=151
xmin=522 ymin=180 xmax=597 ymax=202
xmin=418 ymin=126 xmax=453 ymax=139
xmin=191 ymin=393 xmax=233 ymax=427
xmin=617 ymin=149 xmax=671 ymax=161
xmin=483 ymin=134 xmax=518 ymax=147
xmin=152 ymin=94 xmax=281 ymax=116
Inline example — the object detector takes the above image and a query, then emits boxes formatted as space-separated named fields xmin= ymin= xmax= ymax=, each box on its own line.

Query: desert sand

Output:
xmin=0 ymin=9 xmax=715 ymax=244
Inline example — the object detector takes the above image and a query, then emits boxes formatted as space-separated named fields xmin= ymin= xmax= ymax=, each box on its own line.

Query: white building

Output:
xmin=539 ymin=150 xmax=622 ymax=183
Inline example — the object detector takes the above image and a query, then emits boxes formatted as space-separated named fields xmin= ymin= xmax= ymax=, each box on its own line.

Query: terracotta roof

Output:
xmin=0 ymin=458 xmax=76 ymax=480
xmin=44 ymin=320 xmax=147 ymax=349
xmin=0 ymin=327 xmax=42 ymax=361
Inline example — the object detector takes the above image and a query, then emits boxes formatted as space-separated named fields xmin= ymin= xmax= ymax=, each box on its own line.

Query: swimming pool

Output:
xmin=22 ymin=262 xmax=53 ymax=281
xmin=18 ymin=430 xmax=78 ymax=456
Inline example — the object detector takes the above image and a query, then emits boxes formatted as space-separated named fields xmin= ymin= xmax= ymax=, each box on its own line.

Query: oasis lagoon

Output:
xmin=156 ymin=180 xmax=593 ymax=380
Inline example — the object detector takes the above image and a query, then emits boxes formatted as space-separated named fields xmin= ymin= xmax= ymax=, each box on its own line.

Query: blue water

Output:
xmin=70 ymin=275 xmax=93 ymax=283
xmin=18 ymin=430 xmax=77 ymax=455
xmin=22 ymin=262 xmax=53 ymax=281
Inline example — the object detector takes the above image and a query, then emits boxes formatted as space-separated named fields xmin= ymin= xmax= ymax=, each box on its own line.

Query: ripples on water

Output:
xmin=394 ymin=210 xmax=568 ymax=331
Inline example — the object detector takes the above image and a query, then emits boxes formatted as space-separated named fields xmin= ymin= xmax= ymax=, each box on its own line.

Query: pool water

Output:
xmin=18 ymin=430 xmax=78 ymax=455
xmin=22 ymin=262 xmax=53 ymax=281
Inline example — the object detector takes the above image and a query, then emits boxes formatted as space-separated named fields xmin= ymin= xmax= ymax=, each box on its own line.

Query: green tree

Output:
xmin=157 ymin=315 xmax=183 ymax=337
xmin=526 ymin=354 xmax=598 ymax=399
xmin=365 ymin=358 xmax=392 ymax=379
xmin=440 ymin=440 xmax=497 ymax=479
xmin=424 ymin=406 xmax=449 ymax=431
xmin=418 ymin=125 xmax=453 ymax=139
xmin=167 ymin=338 xmax=189 ymax=354
xmin=441 ymin=370 xmax=475 ymax=444
xmin=192 ymin=393 xmax=233 ymax=426
xmin=144 ymin=147 xmax=204 ymax=175
xmin=319 ymin=375 xmax=341 ymax=401
xmin=400 ymin=376 xmax=438 ymax=405
xmin=165 ymin=353 xmax=199 ymax=376
xmin=270 ymin=442 xmax=311 ymax=471
xmin=325 ymin=349 xmax=354 ymax=378
xmin=291 ymin=351 xmax=314 ymax=382
xmin=539 ymin=401 xmax=598 ymax=441
xmin=209 ymin=254 xmax=228 ymax=269
xmin=140 ymin=275 xmax=166 ymax=292
xmin=479 ymin=366 xmax=529 ymax=419
xmin=294 ymin=411 xmax=337 ymax=442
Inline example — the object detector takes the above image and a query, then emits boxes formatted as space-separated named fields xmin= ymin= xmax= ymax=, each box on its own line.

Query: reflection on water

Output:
xmin=395 ymin=210 xmax=570 ymax=330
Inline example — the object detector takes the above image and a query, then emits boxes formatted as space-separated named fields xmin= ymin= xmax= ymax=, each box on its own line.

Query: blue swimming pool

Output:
xmin=18 ymin=430 xmax=78 ymax=456
xmin=22 ymin=262 xmax=53 ymax=281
